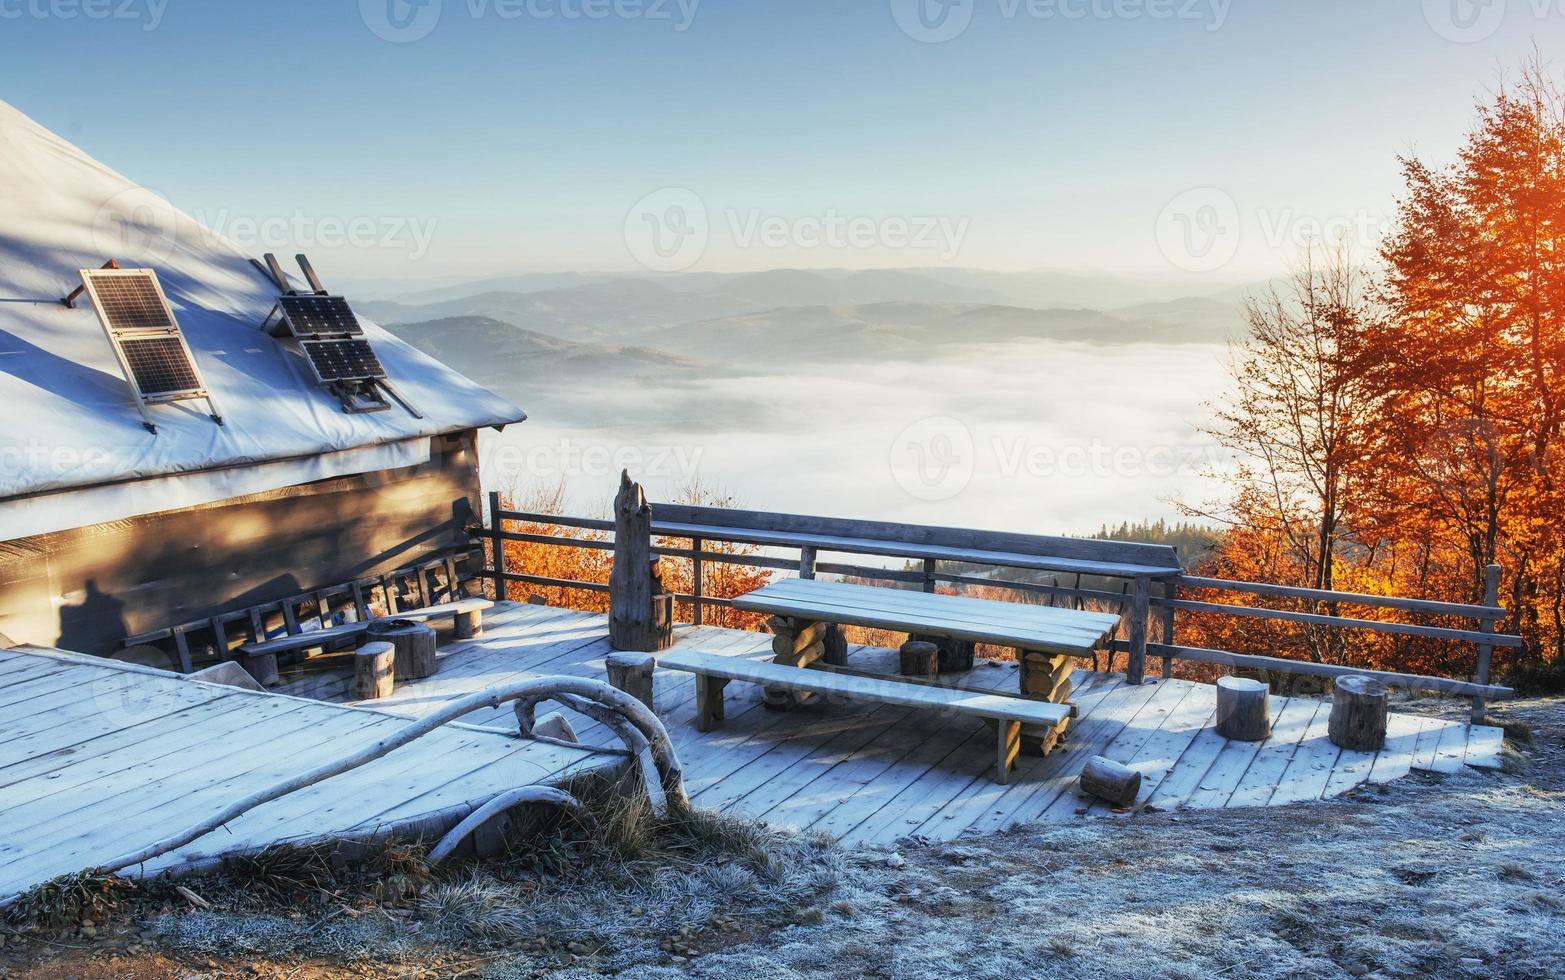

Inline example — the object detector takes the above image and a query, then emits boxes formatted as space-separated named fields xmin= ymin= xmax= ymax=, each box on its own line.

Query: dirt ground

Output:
xmin=2 ymin=696 xmax=1560 ymax=980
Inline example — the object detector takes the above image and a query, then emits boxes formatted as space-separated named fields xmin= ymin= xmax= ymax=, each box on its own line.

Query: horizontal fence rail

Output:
xmin=483 ymin=494 xmax=1520 ymax=720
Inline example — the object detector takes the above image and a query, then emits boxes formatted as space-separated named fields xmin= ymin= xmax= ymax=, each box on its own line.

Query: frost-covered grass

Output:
xmin=8 ymin=699 xmax=1562 ymax=978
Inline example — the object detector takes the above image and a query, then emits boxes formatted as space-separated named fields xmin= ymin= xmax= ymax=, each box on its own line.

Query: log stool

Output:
xmin=1080 ymin=755 xmax=1141 ymax=808
xmin=606 ymin=651 xmax=656 ymax=709
xmin=367 ymin=619 xmax=437 ymax=681
xmin=1328 ymin=675 xmax=1389 ymax=751
xmin=352 ymin=641 xmax=396 ymax=700
xmin=899 ymin=640 xmax=940 ymax=677
xmin=1215 ymin=676 xmax=1271 ymax=741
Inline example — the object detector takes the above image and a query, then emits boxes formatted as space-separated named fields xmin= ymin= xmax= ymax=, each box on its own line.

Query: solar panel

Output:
xmin=85 ymin=272 xmax=177 ymax=331
xmin=277 ymin=295 xmax=363 ymax=336
xmin=119 ymin=336 xmax=203 ymax=397
xmin=78 ymin=269 xmax=217 ymax=415
xmin=302 ymin=339 xmax=386 ymax=382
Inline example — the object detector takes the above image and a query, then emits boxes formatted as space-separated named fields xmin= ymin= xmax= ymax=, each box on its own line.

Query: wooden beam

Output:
xmin=1175 ymin=574 xmax=1507 ymax=620
xmin=1112 ymin=640 xmax=1515 ymax=700
xmin=1157 ymin=597 xmax=1525 ymax=648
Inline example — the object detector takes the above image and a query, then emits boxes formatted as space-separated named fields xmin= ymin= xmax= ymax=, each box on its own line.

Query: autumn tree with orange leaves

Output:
xmin=1193 ymin=56 xmax=1565 ymax=687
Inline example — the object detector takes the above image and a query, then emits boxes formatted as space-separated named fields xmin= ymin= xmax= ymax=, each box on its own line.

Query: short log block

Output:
xmin=368 ymin=619 xmax=438 ymax=681
xmin=1215 ymin=676 xmax=1271 ymax=741
xmin=606 ymin=651 xmax=656 ymax=709
xmin=352 ymin=641 xmax=396 ymax=701
xmin=1080 ymin=755 xmax=1141 ymax=808
xmin=454 ymin=607 xmax=483 ymax=640
xmin=899 ymin=640 xmax=940 ymax=677
xmin=1329 ymin=675 xmax=1390 ymax=751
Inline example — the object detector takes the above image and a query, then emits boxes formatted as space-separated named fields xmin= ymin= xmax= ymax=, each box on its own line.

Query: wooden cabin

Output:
xmin=0 ymin=100 xmax=525 ymax=661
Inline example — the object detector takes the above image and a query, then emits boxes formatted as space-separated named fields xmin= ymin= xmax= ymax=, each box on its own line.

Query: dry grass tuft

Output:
xmin=5 ymin=870 xmax=135 ymax=927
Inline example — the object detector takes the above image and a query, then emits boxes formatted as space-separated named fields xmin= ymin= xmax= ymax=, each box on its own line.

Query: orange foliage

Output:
xmin=487 ymin=481 xmax=771 ymax=632
xmin=1188 ymin=57 xmax=1565 ymax=689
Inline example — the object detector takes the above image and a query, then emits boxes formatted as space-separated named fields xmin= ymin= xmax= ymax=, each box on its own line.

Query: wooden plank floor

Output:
xmin=279 ymin=602 xmax=1507 ymax=847
xmin=0 ymin=644 xmax=616 ymax=904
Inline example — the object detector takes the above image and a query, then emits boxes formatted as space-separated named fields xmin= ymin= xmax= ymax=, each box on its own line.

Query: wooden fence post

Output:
xmin=609 ymin=472 xmax=673 ymax=652
xmin=488 ymin=490 xmax=508 ymax=602
xmin=691 ymin=537 xmax=704 ymax=626
xmin=1126 ymin=575 xmax=1151 ymax=685
xmin=1159 ymin=579 xmax=1178 ymax=679
xmin=1470 ymin=563 xmax=1502 ymax=722
xmin=799 ymin=546 xmax=818 ymax=580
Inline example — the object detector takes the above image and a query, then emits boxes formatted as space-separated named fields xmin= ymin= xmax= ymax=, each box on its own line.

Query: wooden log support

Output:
xmin=606 ymin=651 xmax=656 ymax=710
xmin=899 ymin=640 xmax=940 ymax=677
xmin=1018 ymin=652 xmax=1074 ymax=701
xmin=1215 ymin=676 xmax=1270 ymax=741
xmin=1328 ymin=675 xmax=1390 ymax=751
xmin=352 ymin=641 xmax=396 ymax=701
xmin=822 ymin=623 xmax=849 ymax=666
xmin=1080 ymin=755 xmax=1141 ymax=808
xmin=695 ymin=673 xmax=729 ymax=732
xmin=368 ymin=619 xmax=438 ymax=681
xmin=995 ymin=719 xmax=1022 ymax=784
xmin=609 ymin=472 xmax=674 ymax=652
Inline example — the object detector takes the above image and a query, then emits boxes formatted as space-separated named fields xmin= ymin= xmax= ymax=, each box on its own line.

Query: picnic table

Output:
xmin=664 ymin=579 xmax=1121 ymax=781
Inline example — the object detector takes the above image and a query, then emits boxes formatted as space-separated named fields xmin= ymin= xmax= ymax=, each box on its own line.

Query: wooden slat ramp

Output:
xmin=276 ymin=602 xmax=1508 ymax=849
xmin=0 ymin=644 xmax=617 ymax=903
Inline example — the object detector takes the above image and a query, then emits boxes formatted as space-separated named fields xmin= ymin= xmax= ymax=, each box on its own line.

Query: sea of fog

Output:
xmin=477 ymin=340 xmax=1234 ymax=536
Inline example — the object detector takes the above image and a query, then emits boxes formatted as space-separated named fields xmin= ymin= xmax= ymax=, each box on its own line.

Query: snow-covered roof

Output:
xmin=0 ymin=101 xmax=526 ymax=535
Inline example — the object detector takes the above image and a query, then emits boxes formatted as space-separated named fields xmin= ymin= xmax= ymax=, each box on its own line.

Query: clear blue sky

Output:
xmin=0 ymin=0 xmax=1557 ymax=284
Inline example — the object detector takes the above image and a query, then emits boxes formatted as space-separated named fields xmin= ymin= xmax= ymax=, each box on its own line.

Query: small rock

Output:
xmin=885 ymin=853 xmax=907 ymax=868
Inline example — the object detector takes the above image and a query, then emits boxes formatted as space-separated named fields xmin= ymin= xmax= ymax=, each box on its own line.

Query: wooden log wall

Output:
xmin=0 ymin=431 xmax=483 ymax=656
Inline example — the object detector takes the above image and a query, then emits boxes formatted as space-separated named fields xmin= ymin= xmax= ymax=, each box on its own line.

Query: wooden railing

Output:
xmin=481 ymin=494 xmax=1520 ymax=720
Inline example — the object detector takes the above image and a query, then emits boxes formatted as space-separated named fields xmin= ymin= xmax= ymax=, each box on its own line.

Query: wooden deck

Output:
xmin=0 ymin=601 xmax=1505 ymax=900
xmin=280 ymin=601 xmax=1506 ymax=846
xmin=0 ymin=644 xmax=617 ymax=904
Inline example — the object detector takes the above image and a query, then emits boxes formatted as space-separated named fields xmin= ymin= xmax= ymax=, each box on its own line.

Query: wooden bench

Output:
xmin=651 ymin=504 xmax=1181 ymax=682
xmin=659 ymin=649 xmax=1072 ymax=783
xmin=236 ymin=598 xmax=493 ymax=684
